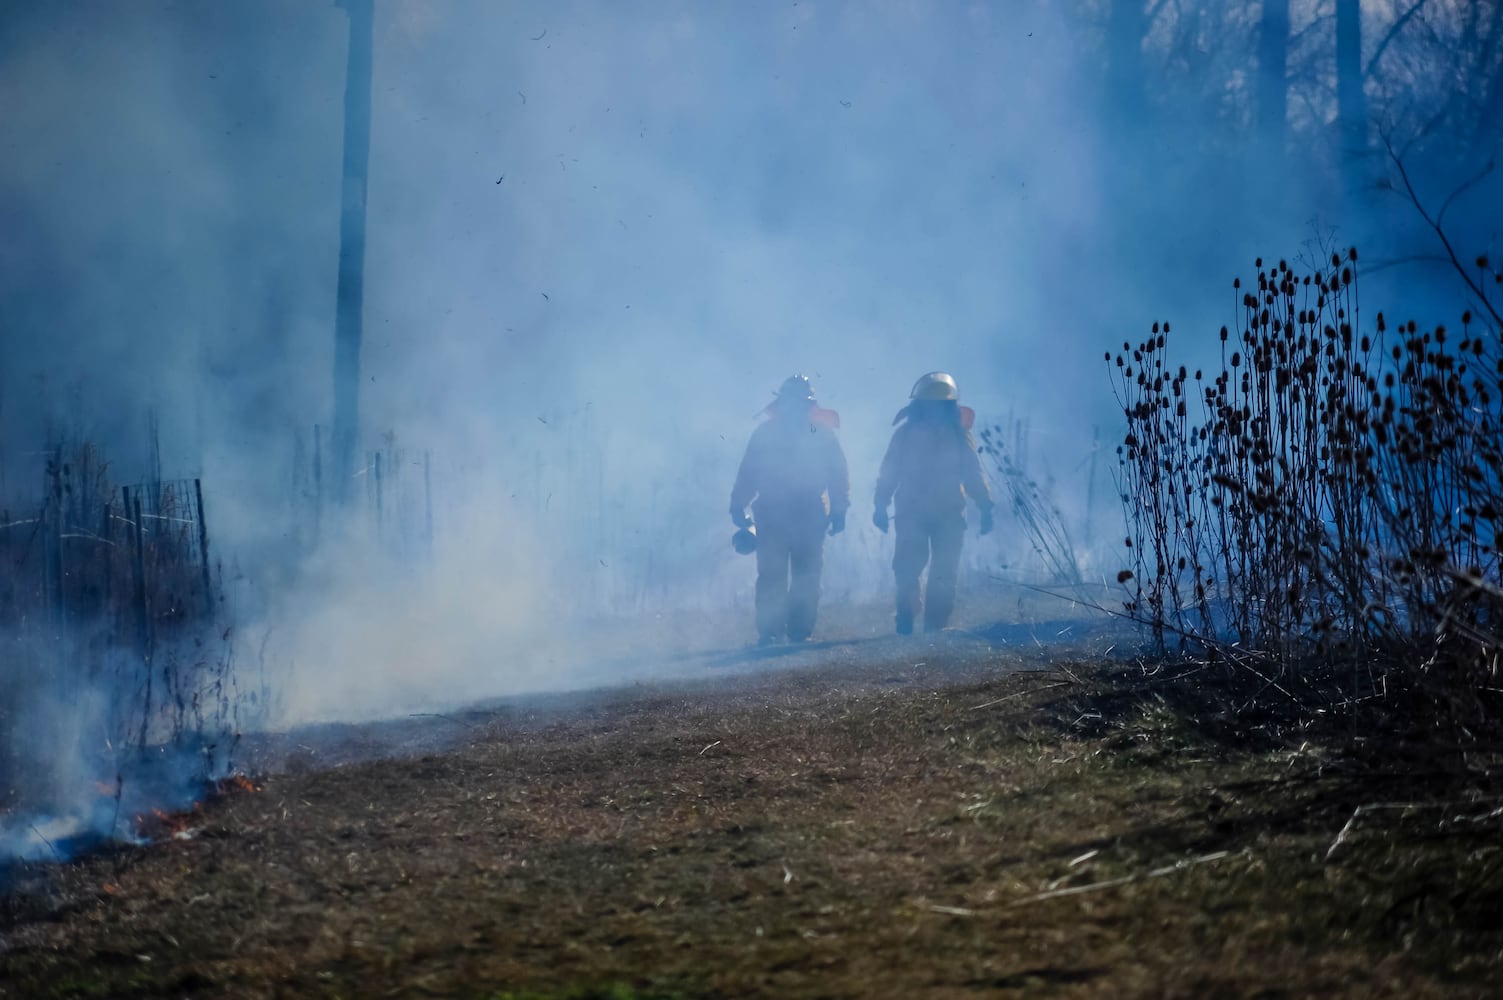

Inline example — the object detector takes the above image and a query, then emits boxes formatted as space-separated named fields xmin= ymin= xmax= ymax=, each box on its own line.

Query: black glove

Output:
xmin=872 ymin=507 xmax=890 ymax=534
xmin=979 ymin=507 xmax=995 ymax=536
xmin=828 ymin=510 xmax=846 ymax=536
xmin=731 ymin=507 xmax=752 ymax=529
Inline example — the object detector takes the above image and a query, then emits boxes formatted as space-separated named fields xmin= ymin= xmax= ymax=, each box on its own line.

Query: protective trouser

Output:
xmin=754 ymin=516 xmax=827 ymax=641
xmin=892 ymin=510 xmax=966 ymax=632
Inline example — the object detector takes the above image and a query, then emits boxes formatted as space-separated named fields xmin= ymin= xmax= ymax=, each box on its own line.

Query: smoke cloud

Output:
xmin=1 ymin=1 xmax=1496 ymax=768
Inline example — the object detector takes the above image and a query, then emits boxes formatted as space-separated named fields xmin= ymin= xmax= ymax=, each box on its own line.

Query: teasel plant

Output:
xmin=1108 ymin=246 xmax=1503 ymax=726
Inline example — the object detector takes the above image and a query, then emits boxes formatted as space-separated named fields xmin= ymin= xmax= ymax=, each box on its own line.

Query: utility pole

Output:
xmin=332 ymin=0 xmax=373 ymax=504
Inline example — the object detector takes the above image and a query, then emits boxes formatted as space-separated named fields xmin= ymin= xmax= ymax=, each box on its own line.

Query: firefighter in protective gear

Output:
xmin=730 ymin=375 xmax=851 ymax=644
xmin=873 ymin=371 xmax=995 ymax=634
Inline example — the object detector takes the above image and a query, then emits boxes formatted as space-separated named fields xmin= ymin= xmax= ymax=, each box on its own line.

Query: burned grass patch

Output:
xmin=1 ymin=648 xmax=1500 ymax=997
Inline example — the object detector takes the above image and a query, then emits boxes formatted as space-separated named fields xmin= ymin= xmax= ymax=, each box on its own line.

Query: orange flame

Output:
xmin=131 ymin=774 xmax=261 ymax=841
xmin=215 ymin=774 xmax=262 ymax=795
xmin=134 ymin=803 xmax=205 ymax=840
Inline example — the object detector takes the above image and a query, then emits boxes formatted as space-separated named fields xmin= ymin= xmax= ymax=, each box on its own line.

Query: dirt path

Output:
xmin=2 ymin=626 xmax=1500 ymax=999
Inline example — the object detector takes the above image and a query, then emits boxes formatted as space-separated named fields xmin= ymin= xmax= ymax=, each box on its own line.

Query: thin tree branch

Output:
xmin=1360 ymin=253 xmax=1452 ymax=276
xmin=1365 ymin=0 xmax=1429 ymax=79
xmin=1437 ymin=157 xmax=1497 ymax=227
xmin=1385 ymin=137 xmax=1503 ymax=328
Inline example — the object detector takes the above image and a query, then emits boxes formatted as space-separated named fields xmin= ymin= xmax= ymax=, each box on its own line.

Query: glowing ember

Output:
xmin=132 ymin=774 xmax=261 ymax=842
xmin=135 ymin=804 xmax=205 ymax=841
xmin=215 ymin=774 xmax=262 ymax=795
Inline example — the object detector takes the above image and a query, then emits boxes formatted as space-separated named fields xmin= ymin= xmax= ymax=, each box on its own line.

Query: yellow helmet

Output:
xmin=909 ymin=371 xmax=959 ymax=401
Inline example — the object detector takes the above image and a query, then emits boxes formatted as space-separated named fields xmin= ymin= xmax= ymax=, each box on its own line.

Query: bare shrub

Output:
xmin=1109 ymin=249 xmax=1503 ymax=726
xmin=976 ymin=417 xmax=1084 ymax=587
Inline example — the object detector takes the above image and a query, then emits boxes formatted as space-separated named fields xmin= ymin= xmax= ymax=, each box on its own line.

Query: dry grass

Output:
xmin=1 ymin=644 xmax=1500 ymax=999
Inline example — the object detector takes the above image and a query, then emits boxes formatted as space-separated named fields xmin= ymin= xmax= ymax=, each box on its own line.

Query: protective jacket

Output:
xmin=875 ymin=404 xmax=994 ymax=633
xmin=731 ymin=411 xmax=851 ymax=528
xmin=874 ymin=419 xmax=993 ymax=518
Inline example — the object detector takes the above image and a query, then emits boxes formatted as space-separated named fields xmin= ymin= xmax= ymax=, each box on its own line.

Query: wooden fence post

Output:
xmin=313 ymin=423 xmax=324 ymax=546
xmin=423 ymin=450 xmax=433 ymax=558
xmin=48 ymin=450 xmax=64 ymax=628
xmin=131 ymin=491 xmax=152 ymax=748
xmin=374 ymin=449 xmax=384 ymax=540
xmin=194 ymin=478 xmax=214 ymax=616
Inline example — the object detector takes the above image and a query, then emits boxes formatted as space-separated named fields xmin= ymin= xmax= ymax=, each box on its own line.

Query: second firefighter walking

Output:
xmin=873 ymin=371 xmax=995 ymax=635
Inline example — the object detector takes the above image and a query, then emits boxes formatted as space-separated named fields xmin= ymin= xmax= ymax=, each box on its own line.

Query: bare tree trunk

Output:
xmin=332 ymin=0 xmax=373 ymax=506
xmin=1336 ymin=0 xmax=1368 ymax=200
xmin=1106 ymin=0 xmax=1146 ymax=124
xmin=1258 ymin=0 xmax=1290 ymax=157
xmin=1479 ymin=61 xmax=1503 ymax=155
xmin=1101 ymin=0 xmax=1152 ymax=255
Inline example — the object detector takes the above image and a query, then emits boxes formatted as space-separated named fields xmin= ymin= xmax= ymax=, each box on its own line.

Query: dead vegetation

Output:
xmin=1 ymin=640 xmax=1499 ymax=999
xmin=0 ymin=441 xmax=241 ymax=826
xmin=1108 ymin=247 xmax=1503 ymax=742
